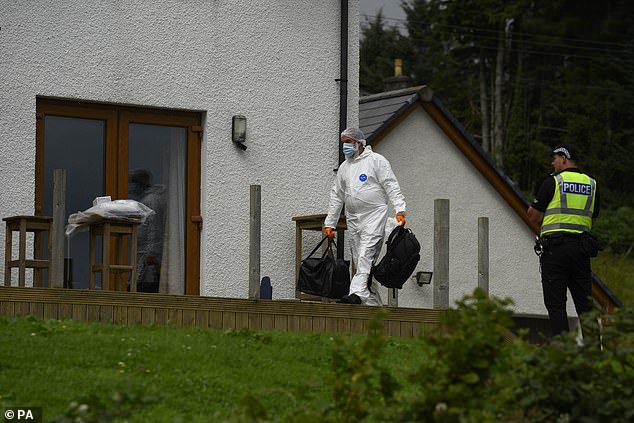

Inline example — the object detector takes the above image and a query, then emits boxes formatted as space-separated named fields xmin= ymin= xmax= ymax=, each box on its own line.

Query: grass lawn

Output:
xmin=592 ymin=252 xmax=634 ymax=307
xmin=0 ymin=315 xmax=423 ymax=422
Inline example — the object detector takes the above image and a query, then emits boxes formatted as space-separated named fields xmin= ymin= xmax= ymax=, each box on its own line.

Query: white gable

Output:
xmin=373 ymin=107 xmax=548 ymax=314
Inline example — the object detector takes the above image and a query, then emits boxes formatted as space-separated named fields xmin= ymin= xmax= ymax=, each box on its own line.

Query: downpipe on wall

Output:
xmin=336 ymin=0 xmax=348 ymax=260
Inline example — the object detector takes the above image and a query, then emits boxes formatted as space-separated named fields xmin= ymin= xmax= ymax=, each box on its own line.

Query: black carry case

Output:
xmin=297 ymin=236 xmax=350 ymax=299
xmin=371 ymin=225 xmax=421 ymax=289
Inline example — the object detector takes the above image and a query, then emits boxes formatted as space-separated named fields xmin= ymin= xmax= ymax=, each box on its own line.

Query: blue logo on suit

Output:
xmin=359 ymin=174 xmax=367 ymax=182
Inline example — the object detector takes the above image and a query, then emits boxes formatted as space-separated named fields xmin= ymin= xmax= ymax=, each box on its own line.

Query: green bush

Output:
xmin=399 ymin=289 xmax=523 ymax=423
xmin=518 ymin=308 xmax=634 ymax=422
xmin=267 ymin=290 xmax=634 ymax=423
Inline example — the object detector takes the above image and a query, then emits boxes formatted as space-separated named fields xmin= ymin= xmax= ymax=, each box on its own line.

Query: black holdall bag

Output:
xmin=297 ymin=236 xmax=350 ymax=299
xmin=372 ymin=225 xmax=421 ymax=289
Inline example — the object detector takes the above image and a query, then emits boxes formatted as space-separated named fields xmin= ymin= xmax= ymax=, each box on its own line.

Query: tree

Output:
xmin=359 ymin=10 xmax=410 ymax=94
xmin=385 ymin=0 xmax=634 ymax=207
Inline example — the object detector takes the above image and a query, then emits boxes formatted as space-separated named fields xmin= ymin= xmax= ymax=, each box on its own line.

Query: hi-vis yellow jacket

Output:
xmin=541 ymin=171 xmax=596 ymax=236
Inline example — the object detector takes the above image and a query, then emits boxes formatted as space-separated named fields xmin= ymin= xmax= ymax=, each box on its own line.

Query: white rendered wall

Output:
xmin=0 ymin=0 xmax=360 ymax=297
xmin=373 ymin=107 xmax=546 ymax=315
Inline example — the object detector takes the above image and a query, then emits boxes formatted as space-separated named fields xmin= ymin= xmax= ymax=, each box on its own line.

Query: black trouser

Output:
xmin=540 ymin=234 xmax=593 ymax=336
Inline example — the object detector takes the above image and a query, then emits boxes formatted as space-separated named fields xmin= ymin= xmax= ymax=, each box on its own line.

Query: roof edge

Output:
xmin=360 ymin=85 xmax=431 ymax=104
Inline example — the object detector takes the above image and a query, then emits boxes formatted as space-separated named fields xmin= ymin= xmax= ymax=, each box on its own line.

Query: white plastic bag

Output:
xmin=65 ymin=199 xmax=155 ymax=237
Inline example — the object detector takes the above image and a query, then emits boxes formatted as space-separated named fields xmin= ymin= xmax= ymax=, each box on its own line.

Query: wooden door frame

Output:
xmin=118 ymin=108 xmax=202 ymax=295
xmin=35 ymin=98 xmax=201 ymax=295
xmin=35 ymin=99 xmax=118 ymax=214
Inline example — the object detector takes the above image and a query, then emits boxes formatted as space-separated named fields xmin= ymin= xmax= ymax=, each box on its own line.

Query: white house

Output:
xmin=360 ymin=86 xmax=619 ymax=315
xmin=0 ymin=1 xmax=359 ymax=299
xmin=1 ymin=2 xmax=618 ymax=320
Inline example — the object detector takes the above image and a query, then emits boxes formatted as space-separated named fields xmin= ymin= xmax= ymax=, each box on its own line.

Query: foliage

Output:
xmin=4 ymin=292 xmax=634 ymax=422
xmin=399 ymin=289 xmax=523 ymax=422
xmin=325 ymin=309 xmax=400 ymax=422
xmin=592 ymin=252 xmax=634 ymax=307
xmin=268 ymin=290 xmax=529 ymax=422
xmin=48 ymin=388 xmax=157 ymax=423
xmin=592 ymin=206 xmax=634 ymax=255
xmin=285 ymin=290 xmax=634 ymax=423
xmin=517 ymin=308 xmax=634 ymax=421
xmin=359 ymin=11 xmax=410 ymax=94
xmin=361 ymin=0 xmax=634 ymax=209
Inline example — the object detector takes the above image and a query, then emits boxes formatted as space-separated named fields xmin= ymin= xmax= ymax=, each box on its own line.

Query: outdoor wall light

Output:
xmin=415 ymin=271 xmax=433 ymax=286
xmin=232 ymin=114 xmax=247 ymax=150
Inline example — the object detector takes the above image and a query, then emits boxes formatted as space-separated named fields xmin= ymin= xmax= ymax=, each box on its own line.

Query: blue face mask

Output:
xmin=343 ymin=142 xmax=358 ymax=158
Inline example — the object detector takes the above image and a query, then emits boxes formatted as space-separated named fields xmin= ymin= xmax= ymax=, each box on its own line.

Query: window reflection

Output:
xmin=43 ymin=116 xmax=105 ymax=289
xmin=128 ymin=124 xmax=187 ymax=294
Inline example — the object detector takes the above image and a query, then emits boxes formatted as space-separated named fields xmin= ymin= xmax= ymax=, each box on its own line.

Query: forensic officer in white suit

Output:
xmin=323 ymin=127 xmax=407 ymax=305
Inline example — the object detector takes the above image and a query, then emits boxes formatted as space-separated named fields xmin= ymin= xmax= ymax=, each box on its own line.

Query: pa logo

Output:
xmin=359 ymin=173 xmax=368 ymax=182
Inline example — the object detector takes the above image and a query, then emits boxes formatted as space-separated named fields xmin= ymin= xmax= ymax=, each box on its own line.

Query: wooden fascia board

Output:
xmin=592 ymin=282 xmax=615 ymax=313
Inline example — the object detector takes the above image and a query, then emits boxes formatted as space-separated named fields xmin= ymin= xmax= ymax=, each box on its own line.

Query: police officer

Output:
xmin=527 ymin=144 xmax=600 ymax=336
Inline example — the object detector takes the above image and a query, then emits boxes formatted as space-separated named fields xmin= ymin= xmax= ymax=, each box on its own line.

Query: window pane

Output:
xmin=128 ymin=124 xmax=187 ymax=294
xmin=43 ymin=116 xmax=105 ymax=289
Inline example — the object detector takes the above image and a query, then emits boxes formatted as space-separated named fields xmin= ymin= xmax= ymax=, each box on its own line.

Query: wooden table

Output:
xmin=89 ymin=219 xmax=141 ymax=292
xmin=3 ymin=215 xmax=53 ymax=287
xmin=291 ymin=214 xmax=347 ymax=300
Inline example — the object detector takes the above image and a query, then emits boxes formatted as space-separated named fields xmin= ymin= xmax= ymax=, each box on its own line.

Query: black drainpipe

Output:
xmin=338 ymin=0 xmax=348 ymax=165
xmin=336 ymin=0 xmax=348 ymax=259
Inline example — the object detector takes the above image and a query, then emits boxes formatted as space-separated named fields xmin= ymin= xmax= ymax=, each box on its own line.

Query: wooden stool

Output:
xmin=89 ymin=219 xmax=141 ymax=292
xmin=291 ymin=214 xmax=347 ymax=301
xmin=3 ymin=215 xmax=53 ymax=287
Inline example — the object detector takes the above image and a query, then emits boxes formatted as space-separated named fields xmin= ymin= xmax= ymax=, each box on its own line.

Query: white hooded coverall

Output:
xmin=324 ymin=146 xmax=406 ymax=305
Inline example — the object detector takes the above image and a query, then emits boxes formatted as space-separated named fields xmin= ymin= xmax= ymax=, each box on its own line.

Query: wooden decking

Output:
xmin=0 ymin=286 xmax=444 ymax=337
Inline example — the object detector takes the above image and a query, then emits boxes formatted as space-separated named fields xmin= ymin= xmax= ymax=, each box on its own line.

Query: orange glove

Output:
xmin=396 ymin=214 xmax=406 ymax=226
xmin=323 ymin=227 xmax=335 ymax=239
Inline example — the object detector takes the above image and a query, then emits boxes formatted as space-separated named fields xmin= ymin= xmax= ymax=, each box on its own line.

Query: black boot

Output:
xmin=337 ymin=294 xmax=362 ymax=304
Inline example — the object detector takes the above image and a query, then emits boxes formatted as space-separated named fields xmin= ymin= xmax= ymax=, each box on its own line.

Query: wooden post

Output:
xmin=50 ymin=169 xmax=66 ymax=288
xmin=388 ymin=288 xmax=398 ymax=307
xmin=478 ymin=217 xmax=489 ymax=296
xmin=18 ymin=219 xmax=26 ymax=286
xmin=294 ymin=220 xmax=302 ymax=299
xmin=249 ymin=185 xmax=261 ymax=299
xmin=433 ymin=199 xmax=449 ymax=310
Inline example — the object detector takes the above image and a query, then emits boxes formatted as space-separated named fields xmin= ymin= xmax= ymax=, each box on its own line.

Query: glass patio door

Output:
xmin=42 ymin=116 xmax=107 ymax=289
xmin=36 ymin=99 xmax=201 ymax=294
xmin=127 ymin=123 xmax=187 ymax=294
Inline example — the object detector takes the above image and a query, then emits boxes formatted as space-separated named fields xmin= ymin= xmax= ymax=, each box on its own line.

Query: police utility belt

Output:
xmin=534 ymin=232 xmax=602 ymax=257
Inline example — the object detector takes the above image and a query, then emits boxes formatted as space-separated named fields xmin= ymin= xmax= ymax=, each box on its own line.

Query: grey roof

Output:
xmin=359 ymin=86 xmax=425 ymax=142
xmin=360 ymin=86 xmax=526 ymax=204
xmin=359 ymin=85 xmax=531 ymax=213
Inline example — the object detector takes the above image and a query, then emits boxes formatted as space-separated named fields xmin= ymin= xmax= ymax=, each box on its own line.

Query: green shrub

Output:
xmin=276 ymin=289 xmax=634 ymax=423
xmin=398 ymin=289 xmax=526 ymax=423
xmin=517 ymin=308 xmax=634 ymax=422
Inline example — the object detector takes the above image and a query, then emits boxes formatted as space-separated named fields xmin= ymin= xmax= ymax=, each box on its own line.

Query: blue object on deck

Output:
xmin=260 ymin=276 xmax=272 ymax=300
